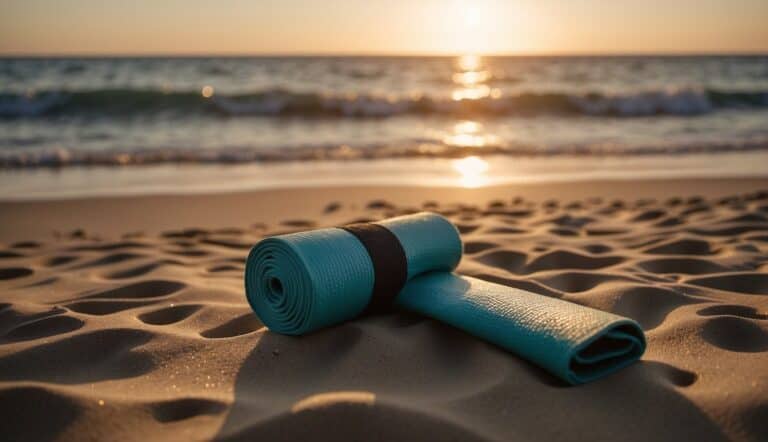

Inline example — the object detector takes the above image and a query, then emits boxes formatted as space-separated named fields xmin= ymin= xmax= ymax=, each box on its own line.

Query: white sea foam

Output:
xmin=3 ymin=138 xmax=768 ymax=169
xmin=571 ymin=88 xmax=714 ymax=116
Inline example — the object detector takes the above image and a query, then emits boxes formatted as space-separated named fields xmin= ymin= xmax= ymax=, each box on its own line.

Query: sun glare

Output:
xmin=465 ymin=4 xmax=482 ymax=27
xmin=443 ymin=0 xmax=494 ymax=54
xmin=455 ymin=1 xmax=488 ymax=29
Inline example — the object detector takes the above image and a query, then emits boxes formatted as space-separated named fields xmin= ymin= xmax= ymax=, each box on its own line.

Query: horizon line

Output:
xmin=2 ymin=50 xmax=767 ymax=58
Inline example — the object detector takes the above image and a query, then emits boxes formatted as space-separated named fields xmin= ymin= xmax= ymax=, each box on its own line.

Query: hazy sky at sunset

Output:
xmin=2 ymin=0 xmax=767 ymax=55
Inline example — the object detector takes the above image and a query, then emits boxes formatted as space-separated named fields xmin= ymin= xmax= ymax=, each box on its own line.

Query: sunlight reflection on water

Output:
xmin=443 ymin=120 xmax=500 ymax=148
xmin=452 ymin=155 xmax=490 ymax=188
xmin=452 ymin=54 xmax=501 ymax=102
xmin=445 ymin=55 xmax=504 ymax=149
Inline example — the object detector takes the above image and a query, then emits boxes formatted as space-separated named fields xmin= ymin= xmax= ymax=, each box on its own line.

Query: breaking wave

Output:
xmin=1 ymin=87 xmax=767 ymax=118
xmin=3 ymin=139 xmax=768 ymax=168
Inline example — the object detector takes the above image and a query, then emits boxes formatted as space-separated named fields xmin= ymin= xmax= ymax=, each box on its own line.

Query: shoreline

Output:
xmin=2 ymin=152 xmax=768 ymax=201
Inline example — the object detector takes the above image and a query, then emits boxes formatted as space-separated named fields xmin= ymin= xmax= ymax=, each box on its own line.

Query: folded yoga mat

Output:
xmin=245 ymin=212 xmax=645 ymax=384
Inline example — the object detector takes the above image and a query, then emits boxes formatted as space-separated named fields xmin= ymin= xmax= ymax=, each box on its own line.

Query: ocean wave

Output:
xmin=431 ymin=71 xmax=524 ymax=85
xmin=1 ymin=87 xmax=767 ymax=119
xmin=3 ymin=139 xmax=768 ymax=168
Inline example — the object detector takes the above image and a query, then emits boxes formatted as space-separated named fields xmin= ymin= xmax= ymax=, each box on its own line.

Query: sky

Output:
xmin=1 ymin=0 xmax=767 ymax=55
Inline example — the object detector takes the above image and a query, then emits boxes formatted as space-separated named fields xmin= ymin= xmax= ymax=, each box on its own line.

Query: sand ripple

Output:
xmin=1 ymin=190 xmax=767 ymax=441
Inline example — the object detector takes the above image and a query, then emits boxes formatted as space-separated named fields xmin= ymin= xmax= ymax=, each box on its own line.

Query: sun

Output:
xmin=464 ymin=4 xmax=483 ymax=27
xmin=455 ymin=0 xmax=489 ymax=29
xmin=443 ymin=0 xmax=493 ymax=54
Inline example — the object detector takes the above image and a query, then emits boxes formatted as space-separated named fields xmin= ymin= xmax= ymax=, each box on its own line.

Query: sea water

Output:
xmin=1 ymin=55 xmax=767 ymax=196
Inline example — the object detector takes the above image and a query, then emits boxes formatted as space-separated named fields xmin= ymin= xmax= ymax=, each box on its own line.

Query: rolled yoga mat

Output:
xmin=244 ymin=212 xmax=645 ymax=385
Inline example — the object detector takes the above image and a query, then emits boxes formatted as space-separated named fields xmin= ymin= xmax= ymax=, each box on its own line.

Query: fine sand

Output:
xmin=1 ymin=178 xmax=768 ymax=441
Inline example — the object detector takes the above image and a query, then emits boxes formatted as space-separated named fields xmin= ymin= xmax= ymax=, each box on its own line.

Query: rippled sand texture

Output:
xmin=2 ymin=191 xmax=768 ymax=441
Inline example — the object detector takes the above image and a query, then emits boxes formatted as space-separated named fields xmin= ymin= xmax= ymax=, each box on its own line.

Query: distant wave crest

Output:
xmin=1 ymin=87 xmax=767 ymax=118
xmin=3 ymin=139 xmax=768 ymax=169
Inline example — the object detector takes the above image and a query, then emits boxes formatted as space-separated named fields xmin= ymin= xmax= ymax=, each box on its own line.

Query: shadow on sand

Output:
xmin=215 ymin=316 xmax=727 ymax=441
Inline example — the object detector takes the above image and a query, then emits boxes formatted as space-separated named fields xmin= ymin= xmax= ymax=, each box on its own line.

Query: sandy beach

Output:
xmin=1 ymin=177 xmax=767 ymax=441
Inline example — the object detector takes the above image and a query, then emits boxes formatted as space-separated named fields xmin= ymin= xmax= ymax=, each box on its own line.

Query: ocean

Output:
xmin=1 ymin=55 xmax=767 ymax=196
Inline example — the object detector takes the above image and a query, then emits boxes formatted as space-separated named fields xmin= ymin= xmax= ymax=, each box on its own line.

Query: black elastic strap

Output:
xmin=340 ymin=223 xmax=408 ymax=314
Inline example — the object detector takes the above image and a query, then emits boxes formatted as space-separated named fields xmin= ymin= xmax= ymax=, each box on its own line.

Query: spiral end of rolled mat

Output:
xmin=245 ymin=228 xmax=378 ymax=335
xmin=245 ymin=237 xmax=316 ymax=335
xmin=567 ymin=320 xmax=646 ymax=385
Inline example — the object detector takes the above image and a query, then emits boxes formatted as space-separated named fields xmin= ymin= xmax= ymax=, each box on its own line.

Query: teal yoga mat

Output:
xmin=245 ymin=212 xmax=645 ymax=384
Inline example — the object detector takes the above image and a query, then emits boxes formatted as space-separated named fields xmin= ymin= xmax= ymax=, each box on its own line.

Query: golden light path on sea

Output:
xmin=443 ymin=120 xmax=499 ymax=148
xmin=452 ymin=54 xmax=498 ymax=101
xmin=448 ymin=54 xmax=499 ymax=187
